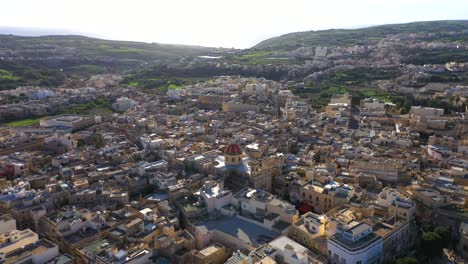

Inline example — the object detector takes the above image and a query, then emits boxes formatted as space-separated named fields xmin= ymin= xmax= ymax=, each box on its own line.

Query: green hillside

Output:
xmin=0 ymin=34 xmax=218 ymax=59
xmin=0 ymin=35 xmax=225 ymax=89
xmin=253 ymin=20 xmax=468 ymax=50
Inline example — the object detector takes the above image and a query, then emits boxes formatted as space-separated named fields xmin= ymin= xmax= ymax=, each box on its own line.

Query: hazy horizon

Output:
xmin=1 ymin=0 xmax=468 ymax=48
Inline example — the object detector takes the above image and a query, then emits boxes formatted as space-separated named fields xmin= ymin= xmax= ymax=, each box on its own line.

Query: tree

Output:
xmin=313 ymin=151 xmax=321 ymax=163
xmin=89 ymin=133 xmax=105 ymax=148
xmin=396 ymin=257 xmax=418 ymax=264
xmin=296 ymin=168 xmax=306 ymax=178
xmin=421 ymin=231 xmax=443 ymax=257
xmin=434 ymin=226 xmax=450 ymax=247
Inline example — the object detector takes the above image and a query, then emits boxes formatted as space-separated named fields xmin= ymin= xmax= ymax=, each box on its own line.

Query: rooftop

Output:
xmin=5 ymin=239 xmax=57 ymax=264
xmin=198 ymin=243 xmax=224 ymax=257
xmin=194 ymin=216 xmax=279 ymax=248
xmin=225 ymin=250 xmax=249 ymax=264
xmin=45 ymin=254 xmax=75 ymax=264
xmin=330 ymin=231 xmax=381 ymax=252
xmin=269 ymin=235 xmax=308 ymax=259
xmin=81 ymin=239 xmax=110 ymax=255
xmin=42 ymin=114 xmax=88 ymax=123
xmin=63 ymin=227 xmax=99 ymax=244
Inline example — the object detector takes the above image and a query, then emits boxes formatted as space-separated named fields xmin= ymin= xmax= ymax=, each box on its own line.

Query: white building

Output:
xmin=149 ymin=172 xmax=177 ymax=190
xmin=167 ymin=89 xmax=186 ymax=99
xmin=140 ymin=134 xmax=164 ymax=150
xmin=113 ymin=97 xmax=138 ymax=112
xmin=40 ymin=115 xmax=95 ymax=131
xmin=376 ymin=188 xmax=416 ymax=221
xmin=11 ymin=162 xmax=28 ymax=177
xmin=410 ymin=106 xmax=444 ymax=118
xmin=45 ymin=133 xmax=77 ymax=151
xmin=327 ymin=222 xmax=383 ymax=264
xmin=198 ymin=181 xmax=233 ymax=214
xmin=233 ymin=188 xmax=298 ymax=225
xmin=360 ymin=98 xmax=386 ymax=117
xmin=268 ymin=236 xmax=310 ymax=264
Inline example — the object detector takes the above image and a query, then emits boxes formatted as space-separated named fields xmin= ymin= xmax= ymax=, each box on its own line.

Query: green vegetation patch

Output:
xmin=167 ymin=83 xmax=182 ymax=90
xmin=327 ymin=68 xmax=401 ymax=86
xmin=5 ymin=117 xmax=42 ymax=127
xmin=229 ymin=51 xmax=294 ymax=65
xmin=66 ymin=64 xmax=107 ymax=74
xmin=295 ymin=67 xmax=398 ymax=109
xmin=121 ymin=74 xmax=207 ymax=93
xmin=63 ymin=99 xmax=113 ymax=116
xmin=0 ymin=69 xmax=21 ymax=81
xmin=0 ymin=61 xmax=65 ymax=90
xmin=304 ymin=86 xmax=390 ymax=109
xmin=127 ymin=81 xmax=139 ymax=87
xmin=390 ymin=95 xmax=466 ymax=114
xmin=238 ymin=51 xmax=273 ymax=60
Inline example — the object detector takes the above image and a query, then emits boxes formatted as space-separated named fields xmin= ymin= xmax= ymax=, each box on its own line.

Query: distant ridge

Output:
xmin=253 ymin=20 xmax=468 ymax=50
xmin=0 ymin=26 xmax=87 ymax=37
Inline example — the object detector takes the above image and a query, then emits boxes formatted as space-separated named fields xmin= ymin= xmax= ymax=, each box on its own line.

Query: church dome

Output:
xmin=225 ymin=143 xmax=242 ymax=156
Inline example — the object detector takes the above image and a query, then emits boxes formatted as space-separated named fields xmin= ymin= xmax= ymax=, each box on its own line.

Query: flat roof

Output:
xmin=43 ymin=114 xmax=89 ymax=122
xmin=198 ymin=244 xmax=224 ymax=256
xmin=81 ymin=239 xmax=109 ymax=255
xmin=194 ymin=216 xmax=279 ymax=248
xmin=46 ymin=254 xmax=74 ymax=264
xmin=269 ymin=235 xmax=308 ymax=256
xmin=347 ymin=222 xmax=371 ymax=235
xmin=6 ymin=239 xmax=56 ymax=264
xmin=330 ymin=232 xmax=381 ymax=251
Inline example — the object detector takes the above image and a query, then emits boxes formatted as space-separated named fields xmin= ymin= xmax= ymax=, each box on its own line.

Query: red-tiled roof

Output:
xmin=225 ymin=143 xmax=242 ymax=155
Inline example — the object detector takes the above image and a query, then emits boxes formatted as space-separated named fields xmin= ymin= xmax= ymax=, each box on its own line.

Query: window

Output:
xmin=357 ymin=261 xmax=362 ymax=264
xmin=316 ymin=197 xmax=319 ymax=201
xmin=334 ymin=253 xmax=339 ymax=260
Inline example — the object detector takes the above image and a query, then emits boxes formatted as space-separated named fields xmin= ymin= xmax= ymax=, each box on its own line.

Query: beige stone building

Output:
xmin=289 ymin=212 xmax=329 ymax=256
xmin=193 ymin=243 xmax=229 ymax=264
xmin=299 ymin=182 xmax=355 ymax=214
xmin=0 ymin=229 xmax=39 ymax=255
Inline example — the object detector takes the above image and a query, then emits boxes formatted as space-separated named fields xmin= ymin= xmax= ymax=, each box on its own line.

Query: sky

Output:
xmin=1 ymin=0 xmax=467 ymax=48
